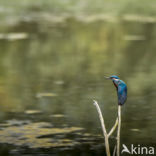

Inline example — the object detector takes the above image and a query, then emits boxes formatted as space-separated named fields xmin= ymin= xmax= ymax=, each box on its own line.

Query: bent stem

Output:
xmin=93 ymin=100 xmax=111 ymax=156
xmin=108 ymin=118 xmax=118 ymax=138
xmin=117 ymin=105 xmax=121 ymax=156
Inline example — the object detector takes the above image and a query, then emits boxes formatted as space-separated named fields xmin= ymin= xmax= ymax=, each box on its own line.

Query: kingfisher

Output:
xmin=105 ymin=75 xmax=127 ymax=105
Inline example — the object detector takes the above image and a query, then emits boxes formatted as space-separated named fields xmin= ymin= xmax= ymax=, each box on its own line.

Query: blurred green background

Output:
xmin=0 ymin=0 xmax=156 ymax=155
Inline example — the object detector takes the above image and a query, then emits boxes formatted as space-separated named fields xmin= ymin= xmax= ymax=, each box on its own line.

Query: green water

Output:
xmin=0 ymin=2 xmax=156 ymax=155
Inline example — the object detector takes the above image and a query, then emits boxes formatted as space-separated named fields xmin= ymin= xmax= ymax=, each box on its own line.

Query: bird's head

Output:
xmin=104 ymin=75 xmax=119 ymax=80
xmin=109 ymin=75 xmax=119 ymax=80
xmin=104 ymin=75 xmax=120 ymax=88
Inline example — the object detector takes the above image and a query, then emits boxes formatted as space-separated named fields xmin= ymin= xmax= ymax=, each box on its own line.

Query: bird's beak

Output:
xmin=104 ymin=76 xmax=111 ymax=79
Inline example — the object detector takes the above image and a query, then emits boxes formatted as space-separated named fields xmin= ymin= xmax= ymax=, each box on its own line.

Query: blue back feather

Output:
xmin=117 ymin=80 xmax=127 ymax=105
xmin=112 ymin=79 xmax=127 ymax=105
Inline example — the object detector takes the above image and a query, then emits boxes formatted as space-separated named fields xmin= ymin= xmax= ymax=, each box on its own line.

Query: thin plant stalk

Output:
xmin=108 ymin=118 xmax=118 ymax=138
xmin=113 ymin=145 xmax=117 ymax=156
xmin=117 ymin=105 xmax=121 ymax=156
xmin=93 ymin=100 xmax=111 ymax=156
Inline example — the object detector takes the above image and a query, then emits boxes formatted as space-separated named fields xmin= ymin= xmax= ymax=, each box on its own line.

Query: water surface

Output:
xmin=0 ymin=15 xmax=156 ymax=155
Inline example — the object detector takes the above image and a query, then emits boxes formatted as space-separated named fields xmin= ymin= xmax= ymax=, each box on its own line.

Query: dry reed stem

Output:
xmin=93 ymin=100 xmax=111 ymax=156
xmin=113 ymin=145 xmax=117 ymax=156
xmin=117 ymin=105 xmax=121 ymax=156
xmin=108 ymin=118 xmax=118 ymax=138
xmin=93 ymin=100 xmax=121 ymax=156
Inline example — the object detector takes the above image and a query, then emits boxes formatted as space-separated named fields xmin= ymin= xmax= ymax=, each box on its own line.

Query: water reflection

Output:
xmin=0 ymin=18 xmax=156 ymax=155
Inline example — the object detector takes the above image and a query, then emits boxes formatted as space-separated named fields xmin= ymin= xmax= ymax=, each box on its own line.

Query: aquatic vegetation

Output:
xmin=0 ymin=120 xmax=103 ymax=149
xmin=0 ymin=33 xmax=28 ymax=41
xmin=50 ymin=114 xmax=65 ymax=118
xmin=25 ymin=110 xmax=42 ymax=114
xmin=36 ymin=92 xmax=58 ymax=98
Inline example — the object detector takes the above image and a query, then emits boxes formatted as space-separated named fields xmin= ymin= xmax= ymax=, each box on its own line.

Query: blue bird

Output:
xmin=105 ymin=75 xmax=127 ymax=105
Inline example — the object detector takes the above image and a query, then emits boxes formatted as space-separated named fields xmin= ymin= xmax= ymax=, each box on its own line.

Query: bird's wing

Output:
xmin=118 ymin=85 xmax=127 ymax=105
